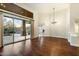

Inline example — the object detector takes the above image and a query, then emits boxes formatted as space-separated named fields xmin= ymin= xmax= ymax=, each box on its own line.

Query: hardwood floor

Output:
xmin=0 ymin=37 xmax=79 ymax=56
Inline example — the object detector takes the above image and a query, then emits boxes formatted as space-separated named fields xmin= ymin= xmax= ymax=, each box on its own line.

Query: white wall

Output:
xmin=36 ymin=8 xmax=70 ymax=38
xmin=37 ymin=13 xmax=51 ymax=37
xmin=51 ymin=9 xmax=70 ymax=38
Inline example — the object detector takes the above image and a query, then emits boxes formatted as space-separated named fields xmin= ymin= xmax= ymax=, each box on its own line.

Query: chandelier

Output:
xmin=51 ymin=8 xmax=57 ymax=24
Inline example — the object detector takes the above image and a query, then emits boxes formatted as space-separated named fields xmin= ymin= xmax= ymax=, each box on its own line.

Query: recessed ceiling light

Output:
xmin=3 ymin=5 xmax=6 ymax=8
xmin=0 ymin=3 xmax=4 ymax=6
xmin=0 ymin=3 xmax=6 ymax=8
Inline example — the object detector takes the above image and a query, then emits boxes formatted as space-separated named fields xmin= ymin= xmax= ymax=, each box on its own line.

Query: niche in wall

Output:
xmin=75 ymin=19 xmax=79 ymax=34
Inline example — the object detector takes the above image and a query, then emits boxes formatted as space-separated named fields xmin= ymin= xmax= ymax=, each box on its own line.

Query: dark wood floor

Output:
xmin=0 ymin=37 xmax=79 ymax=56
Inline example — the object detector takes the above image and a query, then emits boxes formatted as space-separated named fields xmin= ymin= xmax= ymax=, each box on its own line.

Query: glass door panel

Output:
xmin=26 ymin=21 xmax=31 ymax=39
xmin=14 ymin=19 xmax=25 ymax=42
xmin=3 ymin=17 xmax=14 ymax=45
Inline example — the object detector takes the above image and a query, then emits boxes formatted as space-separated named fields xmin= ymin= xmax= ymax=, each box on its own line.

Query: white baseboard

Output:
xmin=50 ymin=36 xmax=68 ymax=39
xmin=34 ymin=35 xmax=68 ymax=39
xmin=70 ymin=43 xmax=79 ymax=47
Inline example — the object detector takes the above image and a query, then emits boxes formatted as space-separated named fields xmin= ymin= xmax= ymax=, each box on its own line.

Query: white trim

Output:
xmin=70 ymin=43 xmax=79 ymax=47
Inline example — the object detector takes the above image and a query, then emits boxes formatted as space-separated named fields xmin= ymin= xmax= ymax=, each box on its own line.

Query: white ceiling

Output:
xmin=15 ymin=3 xmax=69 ymax=13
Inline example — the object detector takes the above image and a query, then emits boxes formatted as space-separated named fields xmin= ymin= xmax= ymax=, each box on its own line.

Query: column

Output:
xmin=31 ymin=20 xmax=34 ymax=39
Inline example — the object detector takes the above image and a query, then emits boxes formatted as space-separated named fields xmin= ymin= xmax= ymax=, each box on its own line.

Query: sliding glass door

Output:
xmin=14 ymin=19 xmax=25 ymax=42
xmin=3 ymin=17 xmax=14 ymax=45
xmin=3 ymin=16 xmax=32 ymax=45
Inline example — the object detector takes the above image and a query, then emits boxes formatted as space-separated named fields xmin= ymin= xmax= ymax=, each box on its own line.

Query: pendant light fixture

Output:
xmin=51 ymin=8 xmax=57 ymax=24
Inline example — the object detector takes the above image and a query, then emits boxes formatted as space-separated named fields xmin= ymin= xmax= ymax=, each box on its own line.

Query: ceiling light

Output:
xmin=0 ymin=3 xmax=4 ymax=6
xmin=0 ymin=3 xmax=6 ymax=8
